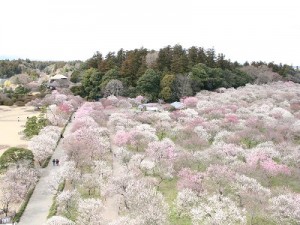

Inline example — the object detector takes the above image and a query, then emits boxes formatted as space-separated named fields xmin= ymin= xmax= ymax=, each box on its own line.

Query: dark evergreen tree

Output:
xmin=116 ymin=48 xmax=126 ymax=68
xmin=170 ymin=44 xmax=189 ymax=74
xmin=187 ymin=46 xmax=198 ymax=68
xmin=83 ymin=51 xmax=102 ymax=69
xmin=159 ymin=74 xmax=176 ymax=102
xmin=80 ymin=68 xmax=103 ymax=100
xmin=99 ymin=52 xmax=116 ymax=73
xmin=206 ymin=48 xmax=216 ymax=68
xmin=197 ymin=47 xmax=207 ymax=64
xmin=156 ymin=45 xmax=172 ymax=72
xmin=136 ymin=69 xmax=160 ymax=101
xmin=120 ymin=48 xmax=147 ymax=87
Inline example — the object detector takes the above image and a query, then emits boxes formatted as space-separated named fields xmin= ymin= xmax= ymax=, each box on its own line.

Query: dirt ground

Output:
xmin=0 ymin=105 xmax=39 ymax=156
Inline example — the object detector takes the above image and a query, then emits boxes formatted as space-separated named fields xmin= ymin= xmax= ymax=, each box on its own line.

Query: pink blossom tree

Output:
xmin=177 ymin=168 xmax=205 ymax=195
xmin=114 ymin=124 xmax=158 ymax=152
xmin=47 ymin=104 xmax=70 ymax=126
xmin=183 ymin=97 xmax=198 ymax=108
xmin=63 ymin=127 xmax=110 ymax=168
xmin=173 ymin=126 xmax=210 ymax=152
xmin=204 ymin=164 xmax=235 ymax=195
xmin=246 ymin=152 xmax=291 ymax=176
xmin=145 ymin=138 xmax=177 ymax=186
xmin=70 ymin=116 xmax=98 ymax=133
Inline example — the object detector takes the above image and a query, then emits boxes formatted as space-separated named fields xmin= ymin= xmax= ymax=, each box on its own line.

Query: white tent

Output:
xmin=171 ymin=101 xmax=184 ymax=109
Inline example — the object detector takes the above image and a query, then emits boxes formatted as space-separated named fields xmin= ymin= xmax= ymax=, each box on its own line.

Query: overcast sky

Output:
xmin=0 ymin=0 xmax=299 ymax=65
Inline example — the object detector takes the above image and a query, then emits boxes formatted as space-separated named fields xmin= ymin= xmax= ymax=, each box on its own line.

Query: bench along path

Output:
xmin=18 ymin=120 xmax=73 ymax=225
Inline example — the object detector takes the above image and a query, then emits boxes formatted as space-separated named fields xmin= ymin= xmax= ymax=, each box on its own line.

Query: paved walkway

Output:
xmin=18 ymin=108 xmax=123 ymax=224
xmin=102 ymin=130 xmax=123 ymax=222
xmin=18 ymin=121 xmax=73 ymax=225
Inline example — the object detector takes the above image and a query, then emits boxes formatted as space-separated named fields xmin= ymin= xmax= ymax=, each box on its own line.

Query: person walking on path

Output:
xmin=55 ymin=159 xmax=59 ymax=166
xmin=52 ymin=159 xmax=56 ymax=166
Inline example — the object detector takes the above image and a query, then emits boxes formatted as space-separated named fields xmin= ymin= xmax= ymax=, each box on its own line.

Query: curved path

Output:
xmin=18 ymin=120 xmax=73 ymax=225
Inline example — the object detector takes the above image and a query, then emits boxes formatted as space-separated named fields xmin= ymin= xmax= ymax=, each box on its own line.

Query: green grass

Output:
xmin=13 ymin=187 xmax=35 ymax=222
xmin=159 ymin=179 xmax=192 ymax=225
xmin=240 ymin=137 xmax=260 ymax=148
xmin=269 ymin=174 xmax=300 ymax=193
xmin=77 ymin=186 xmax=101 ymax=199
xmin=47 ymin=180 xmax=66 ymax=218
xmin=159 ymin=179 xmax=178 ymax=204
xmin=246 ymin=214 xmax=277 ymax=225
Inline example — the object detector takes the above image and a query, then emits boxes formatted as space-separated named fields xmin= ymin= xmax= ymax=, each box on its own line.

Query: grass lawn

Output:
xmin=159 ymin=178 xmax=192 ymax=225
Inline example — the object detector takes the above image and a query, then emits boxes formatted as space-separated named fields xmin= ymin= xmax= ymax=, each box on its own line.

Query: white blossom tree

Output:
xmin=56 ymin=190 xmax=79 ymax=217
xmin=190 ymin=195 xmax=246 ymax=225
xmin=76 ymin=198 xmax=106 ymax=225
xmin=45 ymin=216 xmax=75 ymax=225
xmin=0 ymin=164 xmax=39 ymax=216
xmin=104 ymin=80 xmax=124 ymax=97
xmin=268 ymin=193 xmax=300 ymax=224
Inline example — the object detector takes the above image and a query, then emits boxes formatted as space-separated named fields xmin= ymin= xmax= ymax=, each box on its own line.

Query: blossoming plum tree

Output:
xmin=0 ymin=163 xmax=38 ymax=216
xmin=268 ymin=193 xmax=300 ymax=224
xmin=45 ymin=216 xmax=75 ymax=225
xmin=190 ymin=195 xmax=246 ymax=225
xmin=76 ymin=198 xmax=106 ymax=225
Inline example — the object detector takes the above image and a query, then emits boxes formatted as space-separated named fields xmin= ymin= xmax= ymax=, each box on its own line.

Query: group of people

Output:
xmin=52 ymin=159 xmax=60 ymax=166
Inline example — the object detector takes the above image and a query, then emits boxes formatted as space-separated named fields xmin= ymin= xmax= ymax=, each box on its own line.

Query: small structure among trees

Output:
xmin=48 ymin=74 xmax=69 ymax=89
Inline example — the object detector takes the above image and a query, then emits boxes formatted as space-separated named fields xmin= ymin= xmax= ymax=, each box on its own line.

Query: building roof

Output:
xmin=50 ymin=74 xmax=67 ymax=80
xmin=171 ymin=101 xmax=184 ymax=109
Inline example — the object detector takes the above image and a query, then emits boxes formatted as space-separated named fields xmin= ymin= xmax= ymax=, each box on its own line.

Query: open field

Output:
xmin=0 ymin=106 xmax=38 ymax=156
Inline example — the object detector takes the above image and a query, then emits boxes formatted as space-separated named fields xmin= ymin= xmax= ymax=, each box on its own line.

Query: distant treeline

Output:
xmin=1 ymin=45 xmax=298 ymax=102
xmin=70 ymin=45 xmax=298 ymax=101
xmin=0 ymin=59 xmax=79 ymax=78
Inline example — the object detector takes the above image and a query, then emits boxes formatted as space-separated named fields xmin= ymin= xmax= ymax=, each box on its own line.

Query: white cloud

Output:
xmin=0 ymin=0 xmax=299 ymax=65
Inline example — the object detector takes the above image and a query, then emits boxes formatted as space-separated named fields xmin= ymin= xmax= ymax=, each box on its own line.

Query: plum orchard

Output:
xmin=45 ymin=81 xmax=300 ymax=225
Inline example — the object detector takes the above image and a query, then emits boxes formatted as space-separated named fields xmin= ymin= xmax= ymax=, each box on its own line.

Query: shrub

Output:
xmin=0 ymin=147 xmax=34 ymax=172
xmin=3 ymin=98 xmax=14 ymax=106
xmin=15 ymin=100 xmax=26 ymax=106
xmin=23 ymin=116 xmax=48 ymax=138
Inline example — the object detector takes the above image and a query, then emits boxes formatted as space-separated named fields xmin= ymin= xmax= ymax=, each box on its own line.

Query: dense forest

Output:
xmin=70 ymin=45 xmax=299 ymax=102
xmin=1 ymin=45 xmax=299 ymax=102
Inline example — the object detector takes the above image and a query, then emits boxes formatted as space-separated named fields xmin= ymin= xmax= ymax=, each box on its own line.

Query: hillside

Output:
xmin=1 ymin=45 xmax=300 ymax=105
xmin=70 ymin=45 xmax=300 ymax=102
xmin=48 ymin=81 xmax=300 ymax=224
xmin=0 ymin=81 xmax=300 ymax=224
